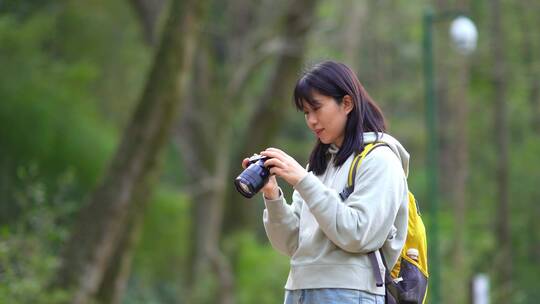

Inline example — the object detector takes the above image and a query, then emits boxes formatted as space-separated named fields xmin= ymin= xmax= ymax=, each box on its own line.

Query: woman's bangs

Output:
xmin=293 ymin=77 xmax=318 ymax=110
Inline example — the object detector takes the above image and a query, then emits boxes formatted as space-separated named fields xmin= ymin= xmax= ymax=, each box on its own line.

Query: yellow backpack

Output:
xmin=340 ymin=142 xmax=429 ymax=304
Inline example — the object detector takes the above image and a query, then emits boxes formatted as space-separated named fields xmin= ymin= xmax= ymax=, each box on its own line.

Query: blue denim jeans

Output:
xmin=284 ymin=288 xmax=384 ymax=304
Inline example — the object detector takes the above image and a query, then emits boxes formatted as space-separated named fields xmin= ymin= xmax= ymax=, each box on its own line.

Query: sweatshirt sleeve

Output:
xmin=294 ymin=147 xmax=408 ymax=253
xmin=262 ymin=188 xmax=303 ymax=257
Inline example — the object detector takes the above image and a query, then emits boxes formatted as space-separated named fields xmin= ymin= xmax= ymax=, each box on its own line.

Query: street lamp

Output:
xmin=422 ymin=8 xmax=478 ymax=304
xmin=450 ymin=16 xmax=479 ymax=55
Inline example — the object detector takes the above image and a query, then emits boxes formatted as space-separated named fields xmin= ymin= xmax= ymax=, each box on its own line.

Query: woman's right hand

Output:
xmin=242 ymin=158 xmax=280 ymax=200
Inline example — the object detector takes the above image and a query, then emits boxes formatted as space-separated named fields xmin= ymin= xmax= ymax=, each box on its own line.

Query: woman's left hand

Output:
xmin=260 ymin=148 xmax=308 ymax=186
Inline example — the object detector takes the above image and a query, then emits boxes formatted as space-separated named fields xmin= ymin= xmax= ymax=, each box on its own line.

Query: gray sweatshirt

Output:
xmin=262 ymin=132 xmax=409 ymax=295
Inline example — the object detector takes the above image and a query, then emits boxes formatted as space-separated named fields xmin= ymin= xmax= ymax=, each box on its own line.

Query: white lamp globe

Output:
xmin=449 ymin=16 xmax=478 ymax=55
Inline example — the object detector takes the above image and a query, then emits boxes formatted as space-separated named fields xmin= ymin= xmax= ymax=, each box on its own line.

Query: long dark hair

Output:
xmin=293 ymin=61 xmax=387 ymax=175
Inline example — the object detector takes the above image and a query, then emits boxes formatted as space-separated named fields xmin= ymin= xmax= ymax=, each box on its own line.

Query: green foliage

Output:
xmin=0 ymin=10 xmax=117 ymax=226
xmin=124 ymin=187 xmax=191 ymax=303
xmin=508 ymin=135 xmax=540 ymax=303
xmin=0 ymin=0 xmax=149 ymax=225
xmin=125 ymin=191 xmax=291 ymax=304
xmin=0 ymin=168 xmax=74 ymax=303
xmin=225 ymin=232 xmax=290 ymax=304
xmin=134 ymin=187 xmax=191 ymax=282
xmin=0 ymin=235 xmax=69 ymax=304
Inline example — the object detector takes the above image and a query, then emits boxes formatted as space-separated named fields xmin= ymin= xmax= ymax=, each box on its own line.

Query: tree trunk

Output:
xmin=177 ymin=38 xmax=236 ymax=304
xmin=341 ymin=0 xmax=368 ymax=72
xmin=51 ymin=0 xmax=202 ymax=302
xmin=519 ymin=0 xmax=540 ymax=276
xmin=224 ymin=0 xmax=319 ymax=232
xmin=490 ymin=0 xmax=512 ymax=302
xmin=433 ymin=0 xmax=454 ymax=201
xmin=94 ymin=204 xmax=144 ymax=304
xmin=188 ymin=145 xmax=235 ymax=304
xmin=445 ymin=1 xmax=472 ymax=302
xmin=237 ymin=0 xmax=318 ymax=161
xmin=129 ymin=0 xmax=166 ymax=46
xmin=446 ymin=47 xmax=471 ymax=304
xmin=94 ymin=168 xmax=157 ymax=304
xmin=177 ymin=1 xmax=318 ymax=302
xmin=519 ymin=1 xmax=540 ymax=134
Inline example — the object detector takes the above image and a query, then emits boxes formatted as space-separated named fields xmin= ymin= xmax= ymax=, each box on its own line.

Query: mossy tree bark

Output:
xmin=51 ymin=0 xmax=203 ymax=302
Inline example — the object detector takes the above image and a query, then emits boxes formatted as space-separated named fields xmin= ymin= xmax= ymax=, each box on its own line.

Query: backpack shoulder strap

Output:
xmin=338 ymin=142 xmax=390 ymax=287
xmin=339 ymin=142 xmax=389 ymax=201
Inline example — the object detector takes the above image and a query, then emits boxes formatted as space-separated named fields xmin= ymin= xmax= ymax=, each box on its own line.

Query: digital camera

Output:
xmin=234 ymin=154 xmax=271 ymax=198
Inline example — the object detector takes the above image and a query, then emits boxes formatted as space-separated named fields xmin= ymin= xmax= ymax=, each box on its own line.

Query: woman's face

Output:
xmin=302 ymin=91 xmax=353 ymax=147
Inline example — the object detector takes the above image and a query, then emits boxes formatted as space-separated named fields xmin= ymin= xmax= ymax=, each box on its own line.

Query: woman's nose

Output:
xmin=306 ymin=113 xmax=317 ymax=125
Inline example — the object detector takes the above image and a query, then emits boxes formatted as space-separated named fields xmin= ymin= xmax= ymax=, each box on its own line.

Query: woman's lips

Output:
xmin=314 ymin=129 xmax=324 ymax=136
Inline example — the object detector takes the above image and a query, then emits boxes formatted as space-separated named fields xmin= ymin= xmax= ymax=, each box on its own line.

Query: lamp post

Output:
xmin=422 ymin=8 xmax=478 ymax=303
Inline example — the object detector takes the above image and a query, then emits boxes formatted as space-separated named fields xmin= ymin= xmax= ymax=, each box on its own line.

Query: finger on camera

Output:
xmin=265 ymin=147 xmax=288 ymax=158
xmin=260 ymin=149 xmax=277 ymax=156
xmin=266 ymin=147 xmax=284 ymax=153
xmin=242 ymin=158 xmax=250 ymax=168
xmin=260 ymin=150 xmax=271 ymax=158
xmin=261 ymin=150 xmax=283 ymax=161
xmin=269 ymin=167 xmax=281 ymax=176
xmin=264 ymin=158 xmax=283 ymax=169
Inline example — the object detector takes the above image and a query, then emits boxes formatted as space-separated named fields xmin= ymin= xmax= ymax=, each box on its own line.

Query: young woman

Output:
xmin=242 ymin=61 xmax=409 ymax=304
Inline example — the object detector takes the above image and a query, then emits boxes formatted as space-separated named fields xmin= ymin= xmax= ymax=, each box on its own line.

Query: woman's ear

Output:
xmin=343 ymin=95 xmax=354 ymax=114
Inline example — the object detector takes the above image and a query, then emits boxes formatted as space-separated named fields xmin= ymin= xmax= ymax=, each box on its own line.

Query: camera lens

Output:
xmin=234 ymin=158 xmax=270 ymax=198
xmin=237 ymin=181 xmax=251 ymax=194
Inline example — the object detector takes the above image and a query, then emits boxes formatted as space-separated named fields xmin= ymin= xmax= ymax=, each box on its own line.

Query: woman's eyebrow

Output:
xmin=302 ymin=101 xmax=318 ymax=110
xmin=308 ymin=98 xmax=322 ymax=105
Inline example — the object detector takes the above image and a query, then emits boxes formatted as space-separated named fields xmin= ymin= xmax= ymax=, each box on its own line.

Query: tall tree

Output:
xmin=94 ymin=182 xmax=153 ymax=304
xmin=229 ymin=0 xmax=319 ymax=230
xmin=433 ymin=0 xmax=455 ymax=200
xmin=177 ymin=1 xmax=282 ymax=302
xmin=519 ymin=1 xmax=540 ymax=279
xmin=129 ymin=0 xmax=166 ymax=46
xmin=490 ymin=0 xmax=512 ymax=302
xmin=178 ymin=43 xmax=236 ymax=304
xmin=341 ymin=0 xmax=368 ymax=72
xmin=445 ymin=1 xmax=472 ymax=302
xmin=177 ymin=0 xmax=318 ymax=302
xmin=51 ymin=0 xmax=203 ymax=302
xmin=446 ymin=50 xmax=471 ymax=304
xmin=519 ymin=1 xmax=540 ymax=133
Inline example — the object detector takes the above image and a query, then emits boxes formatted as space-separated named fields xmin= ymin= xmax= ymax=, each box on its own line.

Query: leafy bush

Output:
xmin=0 ymin=168 xmax=74 ymax=303
xmin=226 ymin=232 xmax=290 ymax=304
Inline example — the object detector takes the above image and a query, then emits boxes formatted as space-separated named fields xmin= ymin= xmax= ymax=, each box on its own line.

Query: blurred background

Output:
xmin=0 ymin=0 xmax=539 ymax=303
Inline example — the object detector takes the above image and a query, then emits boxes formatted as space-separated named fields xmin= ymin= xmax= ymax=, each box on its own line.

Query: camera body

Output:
xmin=234 ymin=154 xmax=271 ymax=198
